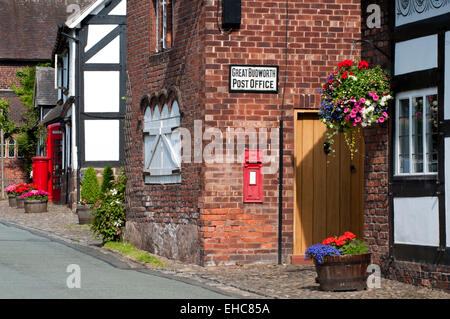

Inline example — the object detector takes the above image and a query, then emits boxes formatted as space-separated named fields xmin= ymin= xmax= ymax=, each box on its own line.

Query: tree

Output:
xmin=101 ymin=165 xmax=115 ymax=193
xmin=80 ymin=167 xmax=100 ymax=205
xmin=0 ymin=98 xmax=17 ymax=198
xmin=11 ymin=65 xmax=49 ymax=179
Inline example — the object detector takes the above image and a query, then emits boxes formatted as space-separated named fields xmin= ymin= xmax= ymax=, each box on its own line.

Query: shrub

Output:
xmin=101 ymin=165 xmax=115 ymax=193
xmin=80 ymin=167 xmax=100 ymax=205
xmin=90 ymin=167 xmax=126 ymax=243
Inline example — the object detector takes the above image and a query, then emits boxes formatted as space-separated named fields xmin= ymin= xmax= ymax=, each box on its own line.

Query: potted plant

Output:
xmin=319 ymin=59 xmax=392 ymax=159
xmin=12 ymin=183 xmax=35 ymax=209
xmin=4 ymin=184 xmax=18 ymax=207
xmin=77 ymin=167 xmax=100 ymax=224
xmin=305 ymin=231 xmax=371 ymax=291
xmin=21 ymin=190 xmax=49 ymax=213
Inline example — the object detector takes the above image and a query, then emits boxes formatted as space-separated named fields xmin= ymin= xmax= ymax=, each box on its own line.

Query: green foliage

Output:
xmin=90 ymin=167 xmax=126 ymax=243
xmin=339 ymin=239 xmax=369 ymax=256
xmin=0 ymin=98 xmax=16 ymax=136
xmin=80 ymin=167 xmax=100 ymax=205
xmin=104 ymin=241 xmax=164 ymax=267
xmin=11 ymin=66 xmax=47 ymax=178
xmin=101 ymin=165 xmax=115 ymax=193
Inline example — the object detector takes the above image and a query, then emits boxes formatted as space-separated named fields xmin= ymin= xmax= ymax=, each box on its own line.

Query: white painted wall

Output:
xmin=84 ymin=120 xmax=120 ymax=161
xmin=445 ymin=32 xmax=450 ymax=119
xmin=445 ymin=138 xmax=450 ymax=247
xmin=86 ymin=35 xmax=120 ymax=64
xmin=70 ymin=37 xmax=78 ymax=170
xmin=84 ymin=71 xmax=120 ymax=112
xmin=394 ymin=197 xmax=440 ymax=246
xmin=395 ymin=35 xmax=438 ymax=75
xmin=109 ymin=0 xmax=126 ymax=15
xmin=85 ymin=24 xmax=117 ymax=52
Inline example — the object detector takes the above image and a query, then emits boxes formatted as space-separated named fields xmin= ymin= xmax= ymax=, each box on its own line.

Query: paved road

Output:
xmin=0 ymin=223 xmax=233 ymax=299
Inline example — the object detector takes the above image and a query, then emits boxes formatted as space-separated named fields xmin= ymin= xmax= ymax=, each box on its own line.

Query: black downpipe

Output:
xmin=278 ymin=119 xmax=283 ymax=265
xmin=75 ymin=30 xmax=82 ymax=204
xmin=278 ymin=0 xmax=289 ymax=265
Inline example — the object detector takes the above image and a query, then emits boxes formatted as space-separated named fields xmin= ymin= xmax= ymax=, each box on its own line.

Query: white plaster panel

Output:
xmin=394 ymin=197 xmax=439 ymax=246
xmin=86 ymin=36 xmax=120 ymax=64
xmin=109 ymin=0 xmax=126 ymax=15
xmin=85 ymin=24 xmax=117 ymax=52
xmin=395 ymin=35 xmax=438 ymax=75
xmin=84 ymin=120 xmax=120 ymax=161
xmin=446 ymin=138 xmax=450 ymax=247
xmin=84 ymin=71 xmax=120 ymax=113
xmin=445 ymin=32 xmax=450 ymax=119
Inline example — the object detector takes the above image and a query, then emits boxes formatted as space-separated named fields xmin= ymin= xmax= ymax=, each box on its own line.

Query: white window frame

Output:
xmin=7 ymin=138 xmax=15 ymax=158
xmin=155 ymin=0 xmax=173 ymax=52
xmin=395 ymin=87 xmax=439 ymax=176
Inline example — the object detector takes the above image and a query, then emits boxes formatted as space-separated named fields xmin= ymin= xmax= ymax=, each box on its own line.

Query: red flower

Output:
xmin=344 ymin=231 xmax=356 ymax=240
xmin=322 ymin=237 xmax=336 ymax=245
xmin=335 ymin=239 xmax=345 ymax=246
xmin=358 ymin=60 xmax=369 ymax=69
xmin=338 ymin=60 xmax=353 ymax=68
xmin=342 ymin=71 xmax=348 ymax=79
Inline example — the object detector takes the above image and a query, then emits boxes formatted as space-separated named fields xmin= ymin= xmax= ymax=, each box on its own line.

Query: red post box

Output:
xmin=243 ymin=149 xmax=263 ymax=203
xmin=32 ymin=157 xmax=50 ymax=192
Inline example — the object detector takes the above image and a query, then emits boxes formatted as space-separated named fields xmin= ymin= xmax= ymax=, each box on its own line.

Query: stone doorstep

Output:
xmin=290 ymin=255 xmax=313 ymax=265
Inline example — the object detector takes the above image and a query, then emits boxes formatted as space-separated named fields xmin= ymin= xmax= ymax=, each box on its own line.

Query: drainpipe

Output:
xmin=278 ymin=0 xmax=289 ymax=265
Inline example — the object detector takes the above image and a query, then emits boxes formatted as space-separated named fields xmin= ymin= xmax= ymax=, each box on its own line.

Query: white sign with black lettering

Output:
xmin=229 ymin=65 xmax=278 ymax=93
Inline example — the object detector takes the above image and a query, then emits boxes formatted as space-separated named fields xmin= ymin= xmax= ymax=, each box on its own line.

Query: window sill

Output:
xmin=148 ymin=49 xmax=175 ymax=66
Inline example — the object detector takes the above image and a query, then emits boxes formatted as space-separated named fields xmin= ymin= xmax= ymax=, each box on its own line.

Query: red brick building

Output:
xmin=125 ymin=0 xmax=450 ymax=291
xmin=125 ymin=0 xmax=362 ymax=266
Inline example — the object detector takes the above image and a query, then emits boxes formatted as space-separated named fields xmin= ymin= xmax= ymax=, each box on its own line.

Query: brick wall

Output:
xmin=124 ymin=0 xmax=206 ymax=264
xmin=125 ymin=0 xmax=361 ymax=266
xmin=360 ymin=0 xmax=391 ymax=267
xmin=0 ymin=62 xmax=33 ymax=188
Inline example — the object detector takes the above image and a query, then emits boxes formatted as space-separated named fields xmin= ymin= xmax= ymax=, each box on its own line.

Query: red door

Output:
xmin=46 ymin=123 xmax=63 ymax=202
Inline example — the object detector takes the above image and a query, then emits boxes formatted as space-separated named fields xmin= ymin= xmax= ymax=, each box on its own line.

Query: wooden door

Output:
xmin=293 ymin=110 xmax=365 ymax=255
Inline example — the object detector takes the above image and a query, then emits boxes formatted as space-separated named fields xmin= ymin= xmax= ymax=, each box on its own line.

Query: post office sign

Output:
xmin=229 ymin=65 xmax=278 ymax=93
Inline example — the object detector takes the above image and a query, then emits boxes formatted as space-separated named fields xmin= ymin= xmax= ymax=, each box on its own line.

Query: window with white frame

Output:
xmin=154 ymin=0 xmax=173 ymax=52
xmin=7 ymin=138 xmax=15 ymax=158
xmin=395 ymin=88 xmax=438 ymax=175
xmin=143 ymin=99 xmax=181 ymax=184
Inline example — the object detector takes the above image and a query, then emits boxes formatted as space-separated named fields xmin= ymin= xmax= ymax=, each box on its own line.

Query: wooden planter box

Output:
xmin=314 ymin=253 xmax=371 ymax=291
xmin=24 ymin=199 xmax=48 ymax=213
xmin=16 ymin=196 xmax=25 ymax=208
xmin=8 ymin=195 xmax=17 ymax=208
xmin=77 ymin=205 xmax=95 ymax=224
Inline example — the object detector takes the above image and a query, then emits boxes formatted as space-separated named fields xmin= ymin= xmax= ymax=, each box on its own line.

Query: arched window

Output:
xmin=8 ymin=138 xmax=15 ymax=158
xmin=143 ymin=99 xmax=181 ymax=184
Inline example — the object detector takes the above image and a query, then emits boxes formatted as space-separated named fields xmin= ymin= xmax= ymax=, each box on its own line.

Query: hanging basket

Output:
xmin=319 ymin=59 xmax=392 ymax=159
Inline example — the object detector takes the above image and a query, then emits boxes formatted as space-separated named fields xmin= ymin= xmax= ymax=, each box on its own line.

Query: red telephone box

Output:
xmin=243 ymin=149 xmax=263 ymax=203
xmin=46 ymin=123 xmax=63 ymax=202
xmin=32 ymin=157 xmax=50 ymax=192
